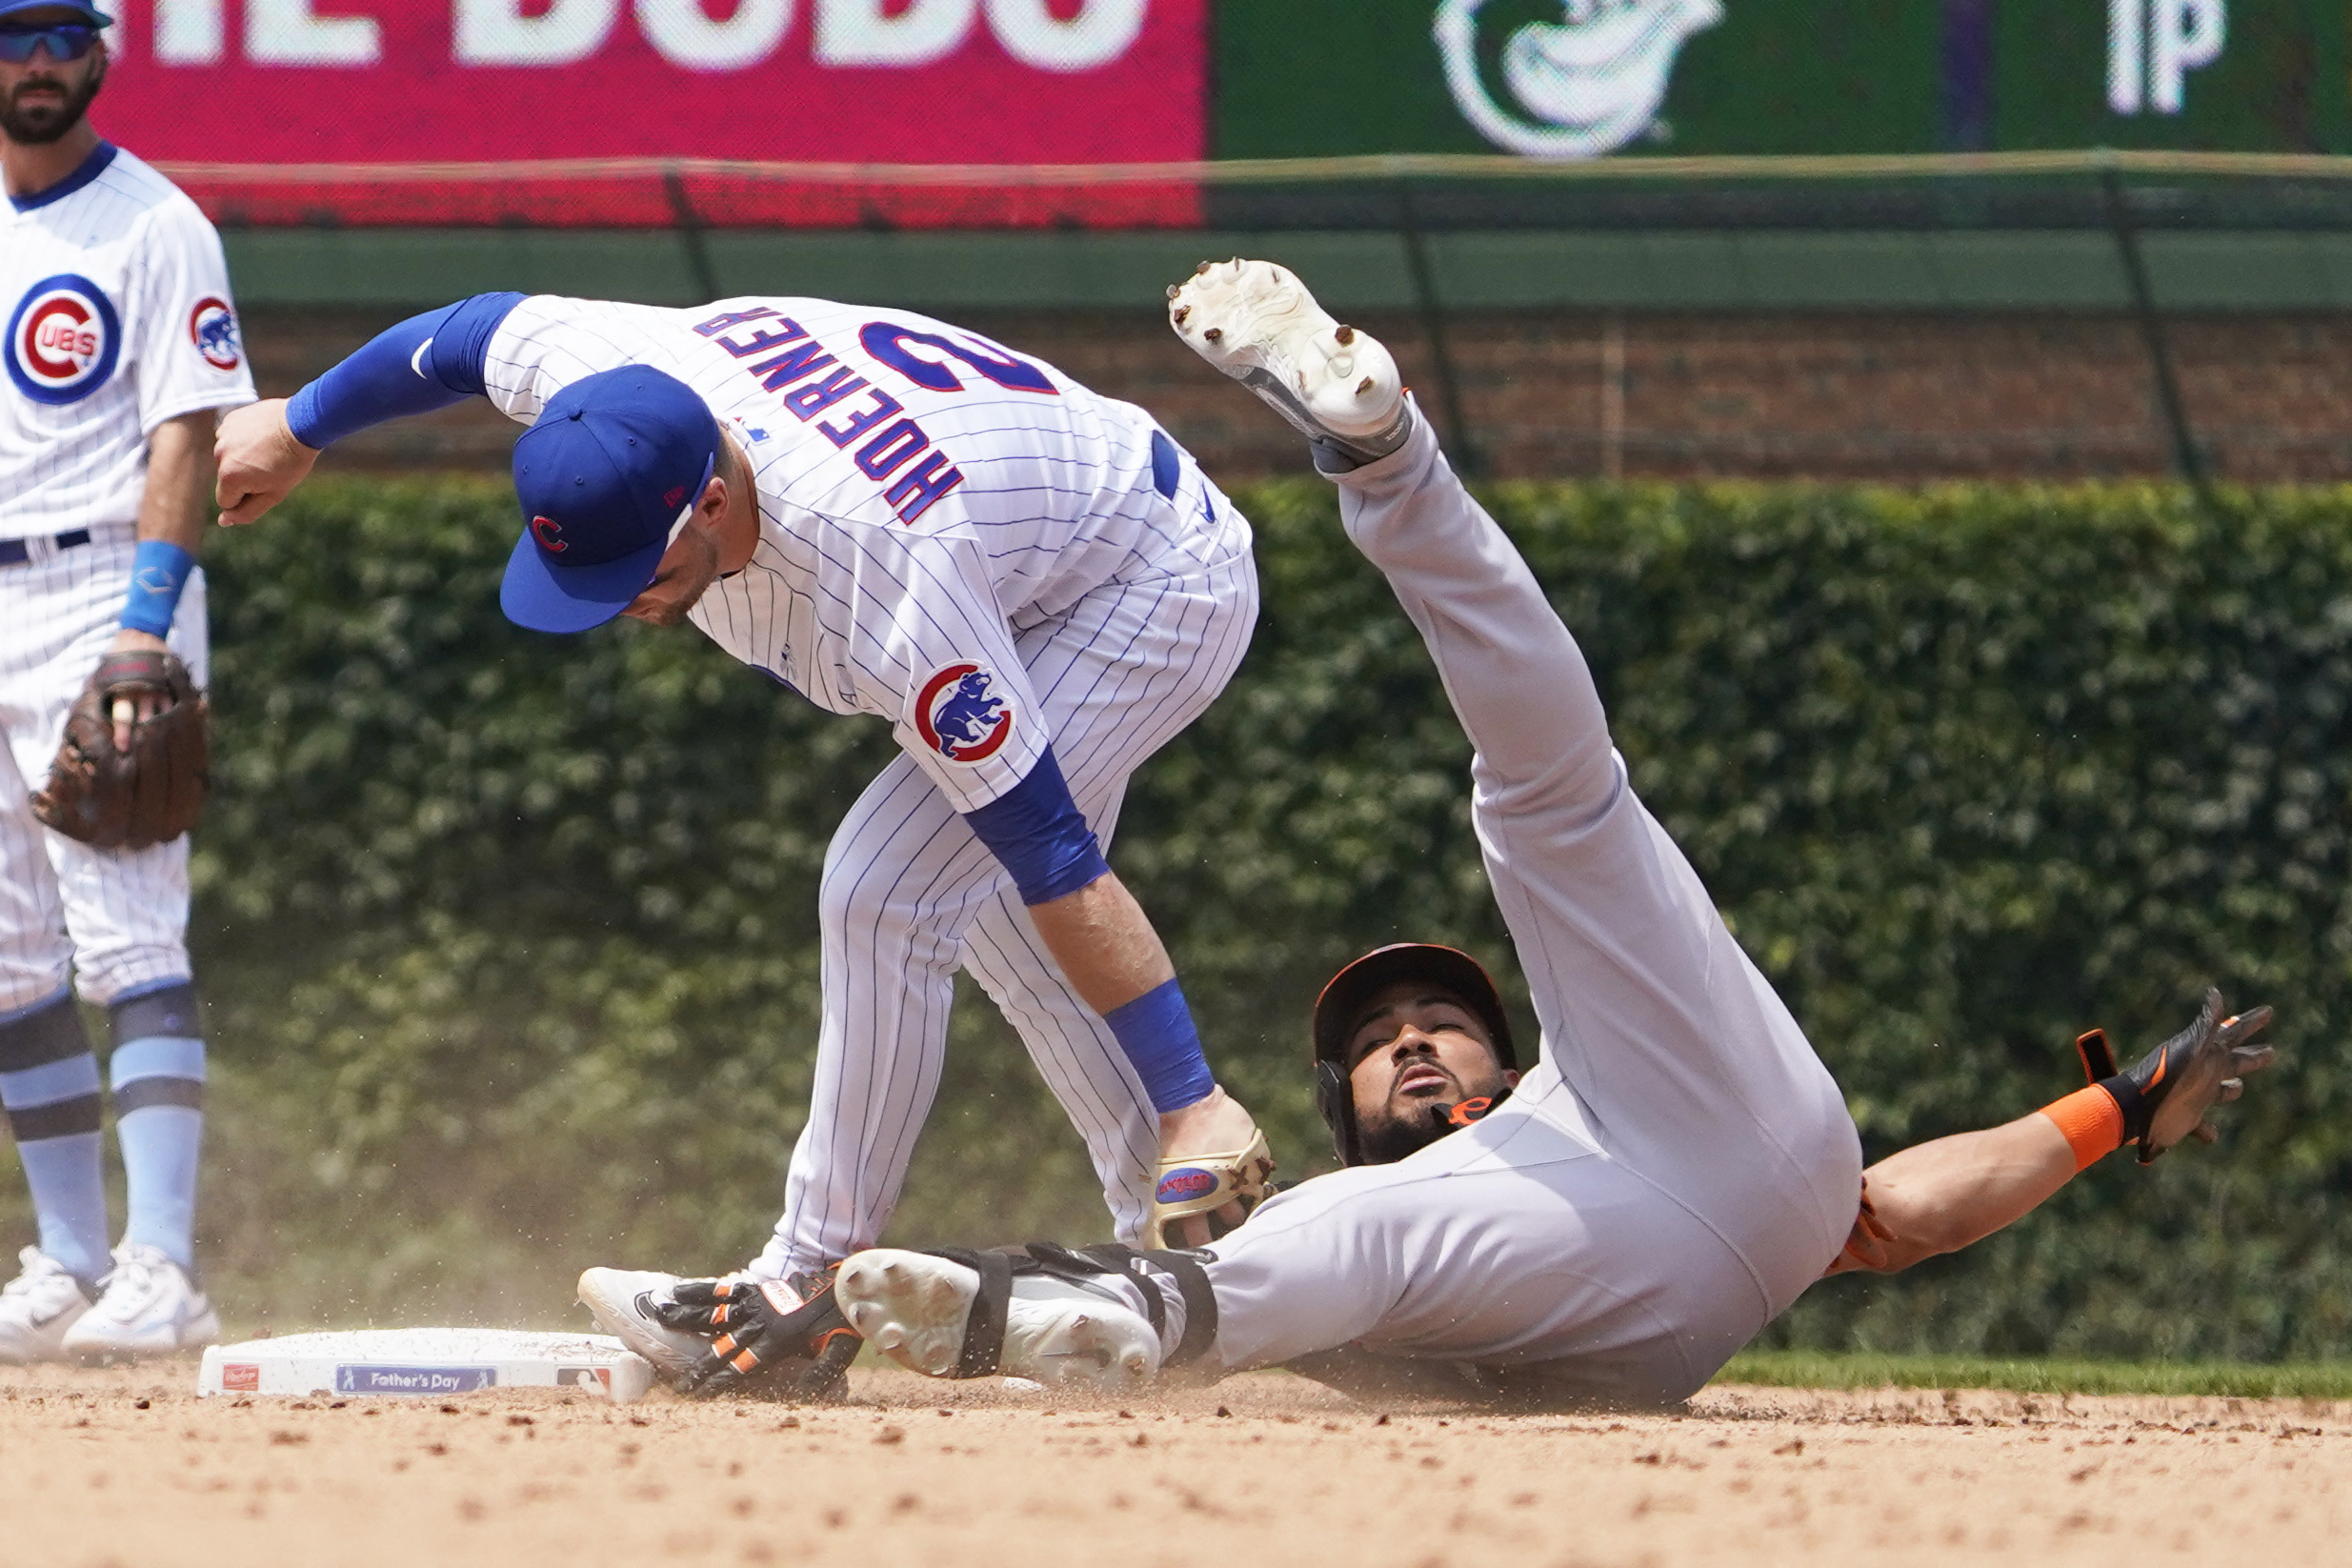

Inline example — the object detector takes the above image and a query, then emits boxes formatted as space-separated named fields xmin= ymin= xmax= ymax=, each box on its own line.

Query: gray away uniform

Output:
xmin=1160 ymin=413 xmax=1862 ymax=1407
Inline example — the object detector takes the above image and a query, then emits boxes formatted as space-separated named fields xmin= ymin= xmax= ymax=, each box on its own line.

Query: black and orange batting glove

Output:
xmin=653 ymin=1270 xmax=861 ymax=1399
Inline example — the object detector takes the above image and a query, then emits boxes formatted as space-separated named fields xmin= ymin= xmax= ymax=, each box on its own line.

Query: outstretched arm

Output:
xmin=214 ymin=291 xmax=526 ymax=524
xmin=1828 ymin=995 xmax=2276 ymax=1276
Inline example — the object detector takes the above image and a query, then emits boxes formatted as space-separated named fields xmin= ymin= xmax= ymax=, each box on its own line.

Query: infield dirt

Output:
xmin=2 ymin=1361 xmax=2334 ymax=1565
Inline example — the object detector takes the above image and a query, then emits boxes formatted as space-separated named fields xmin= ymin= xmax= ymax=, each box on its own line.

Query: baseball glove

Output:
xmin=30 ymin=650 xmax=211 ymax=850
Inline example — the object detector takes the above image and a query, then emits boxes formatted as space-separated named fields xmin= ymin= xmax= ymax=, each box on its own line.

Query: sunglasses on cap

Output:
xmin=0 ymin=24 xmax=100 ymax=63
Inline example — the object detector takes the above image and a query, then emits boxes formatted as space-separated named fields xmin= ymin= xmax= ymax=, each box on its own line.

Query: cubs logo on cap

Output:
xmin=500 ymin=366 xmax=720 ymax=633
xmin=915 ymin=662 xmax=1014 ymax=762
xmin=7 ymin=274 xmax=119 ymax=406
xmin=188 ymin=297 xmax=241 ymax=372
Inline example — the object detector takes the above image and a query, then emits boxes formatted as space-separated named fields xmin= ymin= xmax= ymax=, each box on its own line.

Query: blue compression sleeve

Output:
xmin=1106 ymin=979 xmax=1216 ymax=1114
xmin=285 ymin=291 xmax=527 ymax=449
xmin=962 ymin=747 xmax=1111 ymax=906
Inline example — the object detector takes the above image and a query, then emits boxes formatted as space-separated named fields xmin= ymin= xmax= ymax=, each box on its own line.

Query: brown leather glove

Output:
xmin=30 ymin=650 xmax=211 ymax=850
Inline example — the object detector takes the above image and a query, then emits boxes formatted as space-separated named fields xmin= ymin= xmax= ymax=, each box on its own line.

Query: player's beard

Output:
xmin=0 ymin=53 xmax=105 ymax=146
xmin=1357 ymin=1102 xmax=1458 ymax=1165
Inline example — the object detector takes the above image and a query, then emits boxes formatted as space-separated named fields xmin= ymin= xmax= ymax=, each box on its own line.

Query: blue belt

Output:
xmin=0 ymin=529 xmax=92 ymax=566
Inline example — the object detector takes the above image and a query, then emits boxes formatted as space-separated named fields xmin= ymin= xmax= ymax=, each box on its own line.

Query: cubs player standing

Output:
xmin=0 ymin=2 xmax=251 ymax=1358
xmin=212 ymin=286 xmax=1274 ymax=1368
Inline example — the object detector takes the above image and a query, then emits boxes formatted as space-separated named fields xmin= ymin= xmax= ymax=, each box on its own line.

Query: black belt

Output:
xmin=0 ymin=529 xmax=92 ymax=566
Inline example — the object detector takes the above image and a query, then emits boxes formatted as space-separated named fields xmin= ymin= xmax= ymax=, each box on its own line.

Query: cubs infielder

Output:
xmin=212 ymin=286 xmax=1276 ymax=1353
xmin=774 ymin=261 xmax=2278 ymax=1407
xmin=0 ymin=1 xmax=251 ymax=1359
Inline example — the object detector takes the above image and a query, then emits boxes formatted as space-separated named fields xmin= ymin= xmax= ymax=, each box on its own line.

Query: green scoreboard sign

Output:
xmin=1217 ymin=1 xmax=2352 ymax=158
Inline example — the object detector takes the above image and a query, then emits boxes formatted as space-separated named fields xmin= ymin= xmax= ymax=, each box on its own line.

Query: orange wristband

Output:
xmin=2040 ymin=1085 xmax=2124 ymax=1172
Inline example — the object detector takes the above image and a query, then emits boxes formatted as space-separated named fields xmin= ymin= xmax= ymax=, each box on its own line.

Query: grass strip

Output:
xmin=1717 ymin=1350 xmax=2352 ymax=1399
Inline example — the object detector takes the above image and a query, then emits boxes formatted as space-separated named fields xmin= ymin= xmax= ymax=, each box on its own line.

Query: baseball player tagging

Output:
xmin=212 ymin=286 xmax=1276 ymax=1354
xmin=0 ymin=1 xmax=252 ymax=1360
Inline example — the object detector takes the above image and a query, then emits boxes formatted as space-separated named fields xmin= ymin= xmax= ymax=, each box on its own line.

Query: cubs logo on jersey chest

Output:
xmin=7 ymin=274 xmax=120 ymax=407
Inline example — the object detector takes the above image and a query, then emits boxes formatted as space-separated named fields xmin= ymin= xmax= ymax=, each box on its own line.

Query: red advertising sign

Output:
xmin=92 ymin=1 xmax=1207 ymax=227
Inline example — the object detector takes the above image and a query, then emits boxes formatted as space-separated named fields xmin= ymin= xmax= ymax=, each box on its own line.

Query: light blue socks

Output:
xmin=107 ymin=981 xmax=205 ymax=1272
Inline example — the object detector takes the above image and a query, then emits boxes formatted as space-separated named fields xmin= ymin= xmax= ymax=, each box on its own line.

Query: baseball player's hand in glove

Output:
xmin=2097 ymin=988 xmax=2277 ymax=1163
xmin=214 ymin=398 xmax=321 ymax=527
xmin=101 ymin=630 xmax=174 ymax=750
xmin=651 ymin=1273 xmax=861 ymax=1399
xmin=30 ymin=645 xmax=210 ymax=851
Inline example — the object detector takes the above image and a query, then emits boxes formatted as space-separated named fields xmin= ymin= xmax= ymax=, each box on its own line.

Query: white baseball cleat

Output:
xmin=59 ymin=1244 xmax=217 ymax=1361
xmin=575 ymin=1267 xmax=715 ymax=1383
xmin=835 ymin=1248 xmax=1161 ymax=1390
xmin=0 ymin=1247 xmax=97 ymax=1363
xmin=1167 ymin=257 xmax=1411 ymax=462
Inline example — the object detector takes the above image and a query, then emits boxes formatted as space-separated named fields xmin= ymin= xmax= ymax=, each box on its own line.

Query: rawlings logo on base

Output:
xmin=915 ymin=661 xmax=1014 ymax=762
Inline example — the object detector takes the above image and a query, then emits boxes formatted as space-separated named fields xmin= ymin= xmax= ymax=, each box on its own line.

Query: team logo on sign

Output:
xmin=1434 ymin=0 xmax=1722 ymax=160
xmin=189 ymin=296 xmax=242 ymax=372
xmin=7 ymin=273 xmax=120 ymax=406
xmin=915 ymin=662 xmax=1014 ymax=763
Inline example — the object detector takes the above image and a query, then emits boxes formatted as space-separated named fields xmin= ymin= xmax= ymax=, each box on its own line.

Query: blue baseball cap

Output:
xmin=502 ymin=367 xmax=719 ymax=633
xmin=0 ymin=3 xmax=115 ymax=24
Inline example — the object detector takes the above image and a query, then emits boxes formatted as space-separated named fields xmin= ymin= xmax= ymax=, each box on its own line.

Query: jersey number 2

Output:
xmin=858 ymin=324 xmax=1055 ymax=395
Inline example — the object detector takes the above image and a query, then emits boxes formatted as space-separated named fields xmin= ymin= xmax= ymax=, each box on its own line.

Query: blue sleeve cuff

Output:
xmin=1106 ymin=978 xmax=1216 ymax=1114
xmin=118 ymin=539 xmax=194 ymax=637
xmin=962 ymin=747 xmax=1111 ymax=906
xmin=286 ymin=291 xmax=526 ymax=450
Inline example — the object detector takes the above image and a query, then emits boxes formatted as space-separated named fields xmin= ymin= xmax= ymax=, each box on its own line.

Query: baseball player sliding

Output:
xmin=212 ymin=285 xmax=1278 ymax=1381
xmin=655 ymin=261 xmax=2277 ymax=1407
xmin=0 ymin=2 xmax=250 ymax=1361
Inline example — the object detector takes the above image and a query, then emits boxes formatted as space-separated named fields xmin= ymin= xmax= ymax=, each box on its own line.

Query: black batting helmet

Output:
xmin=1310 ymin=943 xmax=1516 ymax=1166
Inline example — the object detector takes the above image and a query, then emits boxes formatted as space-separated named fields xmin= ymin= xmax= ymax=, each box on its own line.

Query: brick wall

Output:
xmin=245 ymin=308 xmax=2352 ymax=484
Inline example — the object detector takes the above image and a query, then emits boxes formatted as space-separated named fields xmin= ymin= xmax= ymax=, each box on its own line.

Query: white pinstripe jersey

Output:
xmin=1 ymin=144 xmax=255 ymax=540
xmin=483 ymin=295 xmax=1237 ymax=814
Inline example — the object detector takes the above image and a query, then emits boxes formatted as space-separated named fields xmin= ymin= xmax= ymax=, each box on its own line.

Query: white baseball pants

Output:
xmin=0 ymin=527 xmax=204 ymax=1012
xmin=752 ymin=488 xmax=1257 ymax=1278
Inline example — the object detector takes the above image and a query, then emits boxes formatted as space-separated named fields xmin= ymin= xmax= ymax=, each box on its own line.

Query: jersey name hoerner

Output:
xmin=482 ymin=295 xmax=1236 ymax=814
xmin=1 ymin=145 xmax=257 ymax=540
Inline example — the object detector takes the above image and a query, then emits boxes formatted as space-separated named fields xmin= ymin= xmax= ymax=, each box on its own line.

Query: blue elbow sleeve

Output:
xmin=962 ymin=748 xmax=1110 ymax=906
xmin=286 ymin=291 xmax=526 ymax=449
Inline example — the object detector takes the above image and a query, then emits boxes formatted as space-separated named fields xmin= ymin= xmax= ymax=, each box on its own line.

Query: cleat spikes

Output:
xmin=1173 ymin=306 xmax=1190 ymax=327
xmin=1357 ymin=376 xmax=1375 ymax=394
xmin=1165 ymin=284 xmax=1179 ymax=300
xmin=1334 ymin=325 xmax=1355 ymax=345
xmin=1196 ymin=260 xmax=1211 ymax=274
xmin=1203 ymin=327 xmax=1223 ymax=342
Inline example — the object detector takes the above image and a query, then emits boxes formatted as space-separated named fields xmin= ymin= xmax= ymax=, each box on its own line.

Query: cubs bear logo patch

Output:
xmin=7 ymin=274 xmax=121 ymax=406
xmin=915 ymin=661 xmax=1015 ymax=763
xmin=189 ymin=296 xmax=242 ymax=372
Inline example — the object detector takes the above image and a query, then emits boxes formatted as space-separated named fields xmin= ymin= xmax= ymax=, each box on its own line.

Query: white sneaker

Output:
xmin=835 ymin=1248 xmax=1161 ymax=1390
xmin=1167 ymin=257 xmax=1411 ymax=462
xmin=58 ymin=1244 xmax=218 ymax=1361
xmin=0 ymin=1248 xmax=96 ymax=1363
xmin=575 ymin=1267 xmax=716 ymax=1383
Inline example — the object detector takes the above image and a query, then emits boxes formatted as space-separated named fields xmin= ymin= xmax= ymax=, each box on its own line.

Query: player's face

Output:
xmin=1344 ymin=981 xmax=1517 ymax=1159
xmin=0 ymin=12 xmax=107 ymax=147
xmin=620 ymin=512 xmax=723 ymax=628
